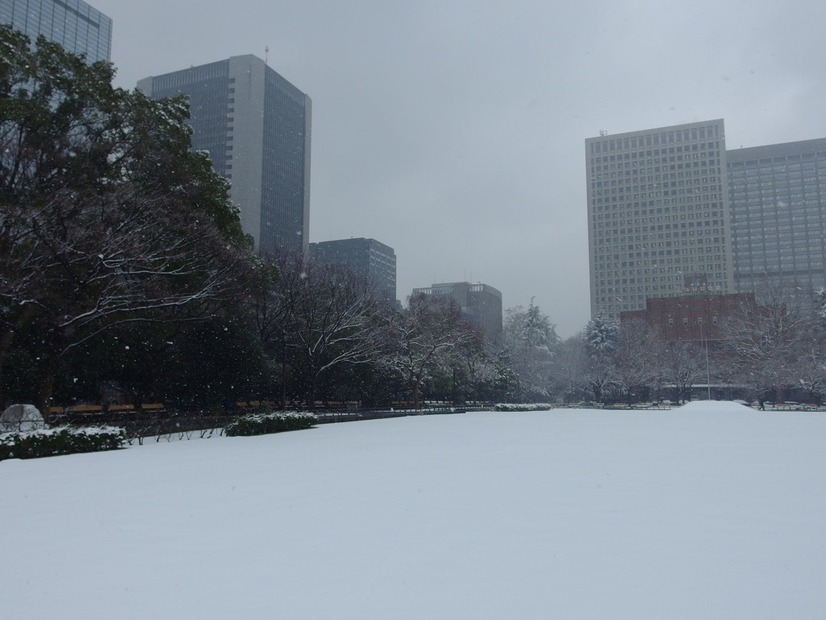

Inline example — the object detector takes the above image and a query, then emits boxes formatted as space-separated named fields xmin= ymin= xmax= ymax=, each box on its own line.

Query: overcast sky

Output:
xmin=93 ymin=0 xmax=826 ymax=337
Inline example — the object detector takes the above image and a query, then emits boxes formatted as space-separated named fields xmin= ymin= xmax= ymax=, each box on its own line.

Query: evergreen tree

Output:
xmin=582 ymin=314 xmax=620 ymax=403
xmin=502 ymin=301 xmax=559 ymax=401
xmin=0 ymin=26 xmax=256 ymax=409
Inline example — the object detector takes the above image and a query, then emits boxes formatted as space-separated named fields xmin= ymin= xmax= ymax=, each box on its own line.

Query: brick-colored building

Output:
xmin=621 ymin=293 xmax=755 ymax=342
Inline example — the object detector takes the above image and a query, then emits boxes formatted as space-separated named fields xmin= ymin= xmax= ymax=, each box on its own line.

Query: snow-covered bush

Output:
xmin=0 ymin=426 xmax=126 ymax=460
xmin=493 ymin=403 xmax=552 ymax=412
xmin=224 ymin=412 xmax=318 ymax=437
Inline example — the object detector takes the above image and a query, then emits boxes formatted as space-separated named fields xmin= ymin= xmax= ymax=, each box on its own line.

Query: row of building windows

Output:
xmin=594 ymin=195 xmax=720 ymax=208
xmin=594 ymin=177 xmax=722 ymax=191
xmin=589 ymin=125 xmax=721 ymax=154
xmin=597 ymin=268 xmax=727 ymax=287
xmin=591 ymin=157 xmax=720 ymax=174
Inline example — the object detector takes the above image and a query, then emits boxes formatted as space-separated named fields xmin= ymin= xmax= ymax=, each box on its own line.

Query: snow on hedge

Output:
xmin=0 ymin=425 xmax=125 ymax=460
xmin=224 ymin=411 xmax=317 ymax=436
xmin=493 ymin=403 xmax=552 ymax=411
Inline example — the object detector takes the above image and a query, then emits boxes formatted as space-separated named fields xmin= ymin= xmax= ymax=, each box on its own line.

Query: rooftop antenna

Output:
xmin=265 ymin=46 xmax=269 ymax=65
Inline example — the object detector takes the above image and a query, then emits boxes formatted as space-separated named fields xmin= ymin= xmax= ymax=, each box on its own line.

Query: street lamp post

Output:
xmin=699 ymin=318 xmax=711 ymax=400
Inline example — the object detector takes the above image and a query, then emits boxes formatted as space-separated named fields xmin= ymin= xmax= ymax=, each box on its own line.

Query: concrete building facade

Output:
xmin=727 ymin=138 xmax=826 ymax=296
xmin=412 ymin=282 xmax=503 ymax=343
xmin=0 ymin=0 xmax=111 ymax=62
xmin=586 ymin=120 xmax=734 ymax=320
xmin=138 ymin=55 xmax=311 ymax=256
xmin=310 ymin=238 xmax=397 ymax=304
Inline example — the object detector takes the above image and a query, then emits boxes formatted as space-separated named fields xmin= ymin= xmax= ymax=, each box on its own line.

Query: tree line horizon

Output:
xmin=3 ymin=26 xmax=825 ymax=415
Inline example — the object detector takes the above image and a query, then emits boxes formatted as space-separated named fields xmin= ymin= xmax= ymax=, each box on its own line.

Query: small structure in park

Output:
xmin=0 ymin=404 xmax=46 ymax=432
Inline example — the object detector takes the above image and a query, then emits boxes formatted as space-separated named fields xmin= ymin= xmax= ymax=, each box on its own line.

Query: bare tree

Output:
xmin=661 ymin=341 xmax=707 ymax=403
xmin=721 ymin=285 xmax=813 ymax=403
xmin=612 ymin=319 xmax=660 ymax=405
xmin=549 ymin=335 xmax=589 ymax=404
xmin=257 ymin=255 xmax=385 ymax=409
xmin=381 ymin=293 xmax=479 ymax=409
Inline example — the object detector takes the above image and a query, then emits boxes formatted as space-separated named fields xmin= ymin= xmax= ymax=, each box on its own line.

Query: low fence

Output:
xmin=315 ymin=403 xmax=492 ymax=424
xmin=36 ymin=401 xmax=494 ymax=440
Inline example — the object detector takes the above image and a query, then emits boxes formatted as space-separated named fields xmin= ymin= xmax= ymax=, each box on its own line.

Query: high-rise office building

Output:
xmin=0 ymin=0 xmax=111 ymax=62
xmin=585 ymin=120 xmax=734 ymax=319
xmin=412 ymin=282 xmax=503 ymax=343
xmin=310 ymin=238 xmax=397 ymax=303
xmin=138 ymin=55 xmax=311 ymax=256
xmin=727 ymin=138 xmax=826 ymax=295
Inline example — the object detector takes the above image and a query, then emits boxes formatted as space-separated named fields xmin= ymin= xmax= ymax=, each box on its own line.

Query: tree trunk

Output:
xmin=0 ymin=329 xmax=12 ymax=409
xmin=411 ymin=376 xmax=421 ymax=410
xmin=35 ymin=329 xmax=66 ymax=417
xmin=36 ymin=367 xmax=55 ymax=419
xmin=305 ymin=376 xmax=317 ymax=411
xmin=0 ymin=306 xmax=36 ymax=408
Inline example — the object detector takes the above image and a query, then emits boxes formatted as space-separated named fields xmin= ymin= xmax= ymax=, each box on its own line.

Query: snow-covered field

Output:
xmin=2 ymin=401 xmax=825 ymax=619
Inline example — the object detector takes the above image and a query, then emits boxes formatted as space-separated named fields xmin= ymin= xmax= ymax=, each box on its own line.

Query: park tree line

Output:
xmin=541 ymin=286 xmax=826 ymax=407
xmin=0 ymin=26 xmax=512 ymax=412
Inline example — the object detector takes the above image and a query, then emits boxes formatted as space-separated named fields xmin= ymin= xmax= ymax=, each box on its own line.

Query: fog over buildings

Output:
xmin=76 ymin=1 xmax=826 ymax=335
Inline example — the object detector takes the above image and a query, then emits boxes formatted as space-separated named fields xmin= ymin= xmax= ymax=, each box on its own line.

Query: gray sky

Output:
xmin=93 ymin=0 xmax=826 ymax=337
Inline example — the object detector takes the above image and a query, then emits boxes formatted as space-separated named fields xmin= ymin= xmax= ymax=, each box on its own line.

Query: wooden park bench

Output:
xmin=139 ymin=403 xmax=167 ymax=416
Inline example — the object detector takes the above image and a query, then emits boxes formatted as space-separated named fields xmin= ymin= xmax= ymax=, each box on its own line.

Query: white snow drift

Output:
xmin=1 ymin=402 xmax=825 ymax=619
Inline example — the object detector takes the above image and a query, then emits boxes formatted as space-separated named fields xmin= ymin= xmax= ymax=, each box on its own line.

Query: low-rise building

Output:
xmin=310 ymin=238 xmax=396 ymax=304
xmin=620 ymin=292 xmax=756 ymax=342
xmin=412 ymin=282 xmax=503 ymax=343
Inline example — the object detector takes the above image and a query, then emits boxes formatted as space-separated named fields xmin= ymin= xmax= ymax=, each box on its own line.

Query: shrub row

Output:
xmin=224 ymin=411 xmax=318 ymax=437
xmin=493 ymin=403 xmax=552 ymax=412
xmin=0 ymin=426 xmax=126 ymax=460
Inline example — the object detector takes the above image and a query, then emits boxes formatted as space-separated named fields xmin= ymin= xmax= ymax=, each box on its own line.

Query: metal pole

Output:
xmin=701 ymin=320 xmax=711 ymax=400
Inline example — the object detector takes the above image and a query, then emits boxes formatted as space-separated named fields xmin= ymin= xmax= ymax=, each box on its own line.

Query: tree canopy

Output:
xmin=0 ymin=26 xmax=256 ymax=409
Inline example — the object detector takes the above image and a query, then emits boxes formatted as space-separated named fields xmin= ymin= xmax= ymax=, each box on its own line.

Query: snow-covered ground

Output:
xmin=2 ymin=401 xmax=825 ymax=619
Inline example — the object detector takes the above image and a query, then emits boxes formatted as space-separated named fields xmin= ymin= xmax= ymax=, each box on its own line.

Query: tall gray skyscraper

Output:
xmin=585 ymin=120 xmax=734 ymax=319
xmin=0 ymin=0 xmax=111 ymax=62
xmin=727 ymin=138 xmax=826 ymax=295
xmin=138 ymin=55 xmax=312 ymax=256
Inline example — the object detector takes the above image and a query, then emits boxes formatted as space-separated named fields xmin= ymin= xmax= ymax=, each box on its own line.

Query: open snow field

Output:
xmin=2 ymin=401 xmax=825 ymax=619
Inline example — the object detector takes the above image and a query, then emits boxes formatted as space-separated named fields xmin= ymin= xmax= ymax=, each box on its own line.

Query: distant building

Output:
xmin=585 ymin=119 xmax=826 ymax=324
xmin=0 ymin=0 xmax=112 ymax=62
xmin=585 ymin=120 xmax=734 ymax=321
xmin=727 ymin=138 xmax=826 ymax=296
xmin=138 ymin=55 xmax=311 ymax=256
xmin=412 ymin=282 xmax=503 ymax=343
xmin=620 ymin=292 xmax=755 ymax=343
xmin=310 ymin=238 xmax=397 ymax=303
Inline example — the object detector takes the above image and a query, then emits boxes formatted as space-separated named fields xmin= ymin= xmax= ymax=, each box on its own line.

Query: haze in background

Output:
xmin=93 ymin=0 xmax=826 ymax=337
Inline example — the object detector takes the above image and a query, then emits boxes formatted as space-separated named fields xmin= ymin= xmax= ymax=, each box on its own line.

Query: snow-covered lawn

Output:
xmin=2 ymin=401 xmax=825 ymax=619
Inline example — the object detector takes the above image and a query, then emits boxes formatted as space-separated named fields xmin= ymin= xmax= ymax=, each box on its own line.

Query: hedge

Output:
xmin=224 ymin=411 xmax=318 ymax=437
xmin=0 ymin=426 xmax=126 ymax=460
xmin=493 ymin=403 xmax=553 ymax=412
